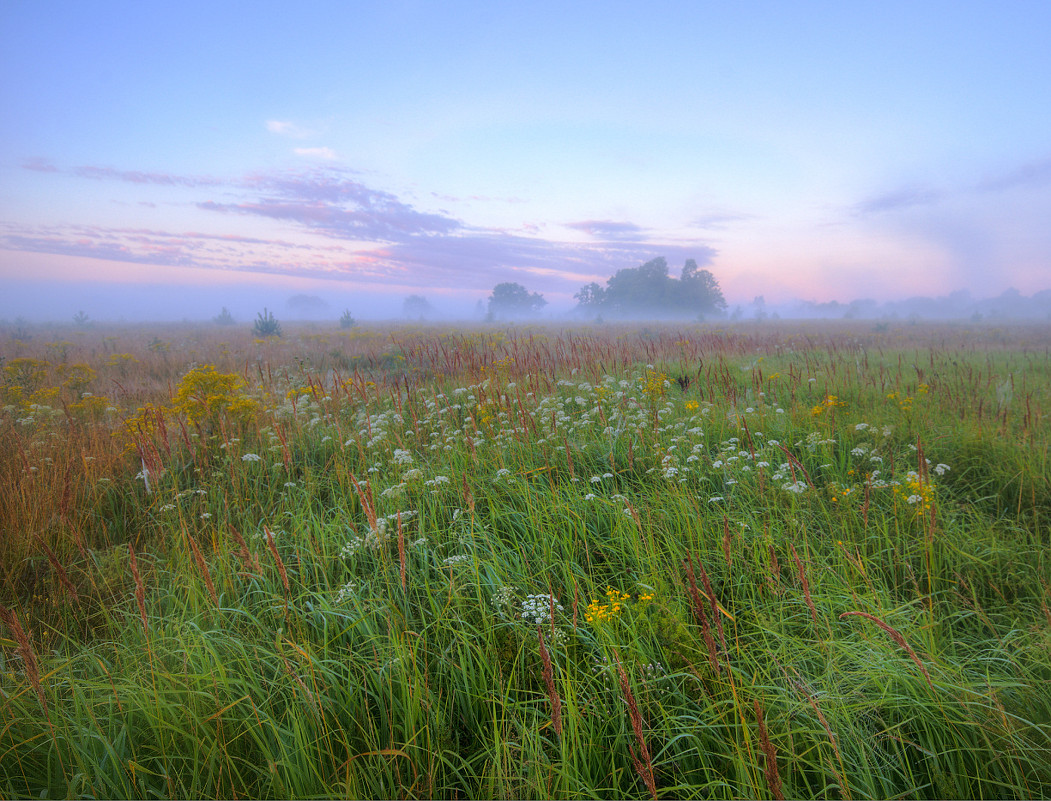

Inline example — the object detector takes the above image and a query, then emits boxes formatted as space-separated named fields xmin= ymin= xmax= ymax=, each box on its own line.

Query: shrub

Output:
xmin=213 ymin=307 xmax=235 ymax=326
xmin=252 ymin=308 xmax=282 ymax=338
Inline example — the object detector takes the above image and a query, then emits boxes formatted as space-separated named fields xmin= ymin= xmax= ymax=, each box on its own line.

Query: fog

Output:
xmin=3 ymin=278 xmax=1050 ymax=327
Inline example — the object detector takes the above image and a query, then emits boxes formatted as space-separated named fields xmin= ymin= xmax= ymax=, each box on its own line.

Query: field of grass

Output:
xmin=1 ymin=319 xmax=1049 ymax=799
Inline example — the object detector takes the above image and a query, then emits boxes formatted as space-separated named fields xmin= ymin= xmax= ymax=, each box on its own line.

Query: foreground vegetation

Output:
xmin=1 ymin=320 xmax=1049 ymax=799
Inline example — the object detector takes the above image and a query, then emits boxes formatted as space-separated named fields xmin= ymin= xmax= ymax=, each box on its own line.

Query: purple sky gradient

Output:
xmin=1 ymin=1 xmax=1049 ymax=320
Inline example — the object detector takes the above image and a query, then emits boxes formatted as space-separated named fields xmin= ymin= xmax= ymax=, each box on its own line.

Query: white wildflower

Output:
xmin=521 ymin=594 xmax=564 ymax=625
xmin=335 ymin=581 xmax=357 ymax=604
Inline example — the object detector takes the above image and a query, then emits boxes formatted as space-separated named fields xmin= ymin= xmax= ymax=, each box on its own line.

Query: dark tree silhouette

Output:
xmin=402 ymin=294 xmax=434 ymax=319
xmin=487 ymin=282 xmax=546 ymax=319
xmin=575 ymin=257 xmax=726 ymax=319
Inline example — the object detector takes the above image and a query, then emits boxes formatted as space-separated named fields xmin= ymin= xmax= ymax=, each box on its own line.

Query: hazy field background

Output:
xmin=1 ymin=319 xmax=1049 ymax=799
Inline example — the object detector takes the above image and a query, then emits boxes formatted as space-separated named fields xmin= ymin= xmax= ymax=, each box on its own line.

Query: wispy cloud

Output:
xmin=197 ymin=169 xmax=463 ymax=242
xmin=75 ymin=164 xmax=223 ymax=187
xmin=293 ymin=147 xmax=338 ymax=160
xmin=976 ymin=156 xmax=1051 ymax=192
xmin=5 ymin=160 xmax=718 ymax=295
xmin=365 ymin=230 xmax=715 ymax=291
xmin=265 ymin=119 xmax=322 ymax=139
xmin=20 ymin=157 xmax=59 ymax=173
xmin=565 ymin=220 xmax=648 ymax=241
xmin=691 ymin=211 xmax=757 ymax=230
xmin=20 ymin=159 xmax=221 ymax=188
xmin=850 ymin=186 xmax=941 ymax=217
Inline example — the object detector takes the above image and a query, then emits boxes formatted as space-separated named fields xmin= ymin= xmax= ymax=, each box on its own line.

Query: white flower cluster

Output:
xmin=490 ymin=584 xmax=518 ymax=618
xmin=335 ymin=581 xmax=357 ymax=604
xmin=520 ymin=594 xmax=564 ymax=626
xmin=340 ymin=510 xmax=417 ymax=559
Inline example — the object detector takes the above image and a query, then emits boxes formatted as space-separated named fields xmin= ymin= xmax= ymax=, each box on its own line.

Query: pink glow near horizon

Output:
xmin=1 ymin=3 xmax=1049 ymax=319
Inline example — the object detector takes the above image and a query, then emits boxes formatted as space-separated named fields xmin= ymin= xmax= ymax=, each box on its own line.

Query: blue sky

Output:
xmin=2 ymin=0 xmax=1050 ymax=319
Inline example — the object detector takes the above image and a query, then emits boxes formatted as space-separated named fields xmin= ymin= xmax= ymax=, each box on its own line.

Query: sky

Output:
xmin=2 ymin=0 xmax=1050 ymax=321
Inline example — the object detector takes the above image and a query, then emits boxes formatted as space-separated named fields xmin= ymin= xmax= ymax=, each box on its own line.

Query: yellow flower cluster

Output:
xmin=68 ymin=393 xmax=112 ymax=421
xmin=171 ymin=365 xmax=258 ymax=426
xmin=886 ymin=390 xmax=913 ymax=412
xmin=475 ymin=400 xmax=498 ymax=430
xmin=811 ymin=394 xmax=847 ymax=416
xmin=481 ymin=355 xmax=515 ymax=381
xmin=887 ymin=383 xmax=927 ymax=412
xmin=644 ymin=369 xmax=668 ymax=403
xmin=585 ymin=587 xmax=653 ymax=624
xmin=895 ymin=471 xmax=935 ymax=515
xmin=827 ymin=482 xmax=856 ymax=503
xmin=59 ymin=363 xmax=96 ymax=393
xmin=3 ymin=357 xmax=49 ymax=390
xmin=121 ymin=403 xmax=167 ymax=454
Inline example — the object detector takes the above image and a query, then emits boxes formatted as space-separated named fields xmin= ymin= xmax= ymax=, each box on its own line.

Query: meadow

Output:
xmin=1 ymin=319 xmax=1049 ymax=799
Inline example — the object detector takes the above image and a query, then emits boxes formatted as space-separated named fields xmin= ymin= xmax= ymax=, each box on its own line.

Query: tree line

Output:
xmin=205 ymin=257 xmax=725 ymax=327
xmin=487 ymin=257 xmax=725 ymax=320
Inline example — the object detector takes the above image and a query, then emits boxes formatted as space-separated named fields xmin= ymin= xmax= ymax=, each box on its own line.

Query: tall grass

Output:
xmin=1 ymin=319 xmax=1049 ymax=798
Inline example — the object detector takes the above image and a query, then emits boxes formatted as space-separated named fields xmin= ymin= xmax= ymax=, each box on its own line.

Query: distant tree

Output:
xmin=213 ymin=307 xmax=235 ymax=326
xmin=573 ymin=257 xmax=725 ymax=319
xmin=603 ymin=257 xmax=670 ymax=314
xmin=286 ymin=294 xmax=329 ymax=318
xmin=574 ymin=282 xmax=606 ymax=311
xmin=72 ymin=310 xmax=91 ymax=329
xmin=12 ymin=316 xmax=32 ymax=341
xmin=844 ymin=298 xmax=878 ymax=319
xmin=677 ymin=259 xmax=726 ymax=319
xmin=487 ymin=282 xmax=546 ymax=320
xmin=402 ymin=294 xmax=434 ymax=320
xmin=339 ymin=309 xmax=357 ymax=329
xmin=751 ymin=295 xmax=767 ymax=322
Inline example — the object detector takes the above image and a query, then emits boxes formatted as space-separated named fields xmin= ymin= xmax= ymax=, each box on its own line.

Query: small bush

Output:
xmin=213 ymin=307 xmax=235 ymax=326
xmin=252 ymin=308 xmax=282 ymax=338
